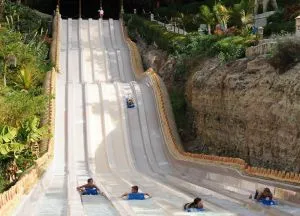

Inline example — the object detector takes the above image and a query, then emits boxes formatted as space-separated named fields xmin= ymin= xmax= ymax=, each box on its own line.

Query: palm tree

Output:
xmin=213 ymin=3 xmax=230 ymax=31
xmin=240 ymin=10 xmax=253 ymax=27
xmin=199 ymin=5 xmax=215 ymax=35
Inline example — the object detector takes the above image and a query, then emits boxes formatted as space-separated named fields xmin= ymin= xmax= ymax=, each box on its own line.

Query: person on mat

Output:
xmin=184 ymin=197 xmax=204 ymax=210
xmin=77 ymin=178 xmax=102 ymax=195
xmin=121 ymin=185 xmax=151 ymax=199
xmin=254 ymin=187 xmax=273 ymax=201
xmin=127 ymin=98 xmax=134 ymax=106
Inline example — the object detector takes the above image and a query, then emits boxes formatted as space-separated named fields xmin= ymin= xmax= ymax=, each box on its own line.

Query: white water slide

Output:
xmin=13 ymin=18 xmax=300 ymax=216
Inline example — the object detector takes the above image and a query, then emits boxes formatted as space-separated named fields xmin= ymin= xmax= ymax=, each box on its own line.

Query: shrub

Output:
xmin=264 ymin=4 xmax=300 ymax=36
xmin=212 ymin=36 xmax=255 ymax=62
xmin=0 ymin=0 xmax=51 ymax=193
xmin=125 ymin=14 xmax=185 ymax=53
xmin=174 ymin=33 xmax=221 ymax=57
xmin=0 ymin=90 xmax=48 ymax=127
xmin=0 ymin=27 xmax=50 ymax=89
xmin=269 ymin=36 xmax=300 ymax=73
xmin=170 ymin=89 xmax=186 ymax=130
xmin=4 ymin=1 xmax=50 ymax=36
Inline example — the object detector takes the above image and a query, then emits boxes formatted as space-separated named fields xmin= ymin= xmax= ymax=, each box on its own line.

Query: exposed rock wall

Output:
xmin=135 ymin=36 xmax=176 ymax=89
xmin=188 ymin=57 xmax=300 ymax=172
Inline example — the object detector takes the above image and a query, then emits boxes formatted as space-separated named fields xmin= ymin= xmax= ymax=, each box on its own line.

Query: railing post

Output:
xmin=296 ymin=15 xmax=300 ymax=37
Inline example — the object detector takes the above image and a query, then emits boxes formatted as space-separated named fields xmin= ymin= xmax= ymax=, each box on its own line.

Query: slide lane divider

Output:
xmin=88 ymin=19 xmax=95 ymax=82
xmin=116 ymin=50 xmax=125 ymax=82
xmin=109 ymin=18 xmax=118 ymax=50
xmin=105 ymin=50 xmax=112 ymax=81
xmin=78 ymin=18 xmax=84 ymax=83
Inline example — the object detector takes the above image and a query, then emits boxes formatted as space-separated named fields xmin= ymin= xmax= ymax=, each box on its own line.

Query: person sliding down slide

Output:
xmin=77 ymin=178 xmax=104 ymax=195
xmin=253 ymin=187 xmax=277 ymax=205
xmin=184 ymin=197 xmax=204 ymax=212
xmin=254 ymin=187 xmax=273 ymax=201
xmin=121 ymin=185 xmax=151 ymax=200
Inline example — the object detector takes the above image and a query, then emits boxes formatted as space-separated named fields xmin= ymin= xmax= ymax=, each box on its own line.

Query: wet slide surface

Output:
xmin=13 ymin=18 xmax=300 ymax=216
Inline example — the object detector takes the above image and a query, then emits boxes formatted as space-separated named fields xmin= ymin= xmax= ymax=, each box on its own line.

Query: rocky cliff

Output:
xmin=188 ymin=57 xmax=300 ymax=172
xmin=137 ymin=40 xmax=300 ymax=173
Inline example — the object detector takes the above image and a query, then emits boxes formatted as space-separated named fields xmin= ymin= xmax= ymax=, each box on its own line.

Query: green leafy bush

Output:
xmin=4 ymin=1 xmax=50 ymax=36
xmin=174 ymin=33 xmax=221 ymax=57
xmin=0 ymin=90 xmax=48 ymax=127
xmin=125 ymin=14 xmax=254 ymax=63
xmin=170 ymin=89 xmax=187 ymax=130
xmin=125 ymin=14 xmax=185 ymax=53
xmin=212 ymin=36 xmax=255 ymax=62
xmin=0 ymin=1 xmax=51 ymax=192
xmin=264 ymin=4 xmax=299 ymax=36
xmin=0 ymin=27 xmax=50 ymax=89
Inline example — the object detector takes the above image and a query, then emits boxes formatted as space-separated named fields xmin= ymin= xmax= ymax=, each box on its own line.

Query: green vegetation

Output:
xmin=125 ymin=14 xmax=185 ymax=53
xmin=264 ymin=3 xmax=300 ymax=36
xmin=152 ymin=0 xmax=254 ymax=32
xmin=0 ymin=1 xmax=51 ymax=192
xmin=170 ymin=89 xmax=186 ymax=130
xmin=125 ymin=14 xmax=256 ymax=63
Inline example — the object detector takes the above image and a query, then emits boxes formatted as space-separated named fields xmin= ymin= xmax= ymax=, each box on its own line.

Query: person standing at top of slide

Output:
xmin=98 ymin=7 xmax=104 ymax=19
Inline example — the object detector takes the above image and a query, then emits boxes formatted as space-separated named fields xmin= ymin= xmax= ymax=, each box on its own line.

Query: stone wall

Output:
xmin=188 ymin=56 xmax=300 ymax=173
xmin=245 ymin=41 xmax=277 ymax=57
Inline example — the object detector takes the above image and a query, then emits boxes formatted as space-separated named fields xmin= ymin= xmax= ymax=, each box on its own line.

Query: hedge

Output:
xmin=124 ymin=14 xmax=185 ymax=53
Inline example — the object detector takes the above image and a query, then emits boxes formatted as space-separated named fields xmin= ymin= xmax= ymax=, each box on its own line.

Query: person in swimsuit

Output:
xmin=254 ymin=187 xmax=273 ymax=201
xmin=121 ymin=185 xmax=151 ymax=199
xmin=184 ymin=197 xmax=203 ymax=210
xmin=77 ymin=178 xmax=102 ymax=195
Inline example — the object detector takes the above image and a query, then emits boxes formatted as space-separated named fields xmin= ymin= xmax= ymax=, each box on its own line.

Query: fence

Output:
xmin=246 ymin=41 xmax=277 ymax=57
xmin=0 ymin=6 xmax=60 ymax=216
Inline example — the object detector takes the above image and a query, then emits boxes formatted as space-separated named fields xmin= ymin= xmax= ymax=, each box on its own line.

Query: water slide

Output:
xmin=13 ymin=18 xmax=300 ymax=216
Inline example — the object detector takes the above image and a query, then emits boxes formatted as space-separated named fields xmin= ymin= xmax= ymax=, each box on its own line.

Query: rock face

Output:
xmin=188 ymin=57 xmax=300 ymax=172
xmin=136 ymin=37 xmax=176 ymax=89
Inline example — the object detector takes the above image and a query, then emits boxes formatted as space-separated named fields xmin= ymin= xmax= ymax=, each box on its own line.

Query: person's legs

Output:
xmin=254 ymin=190 xmax=259 ymax=199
